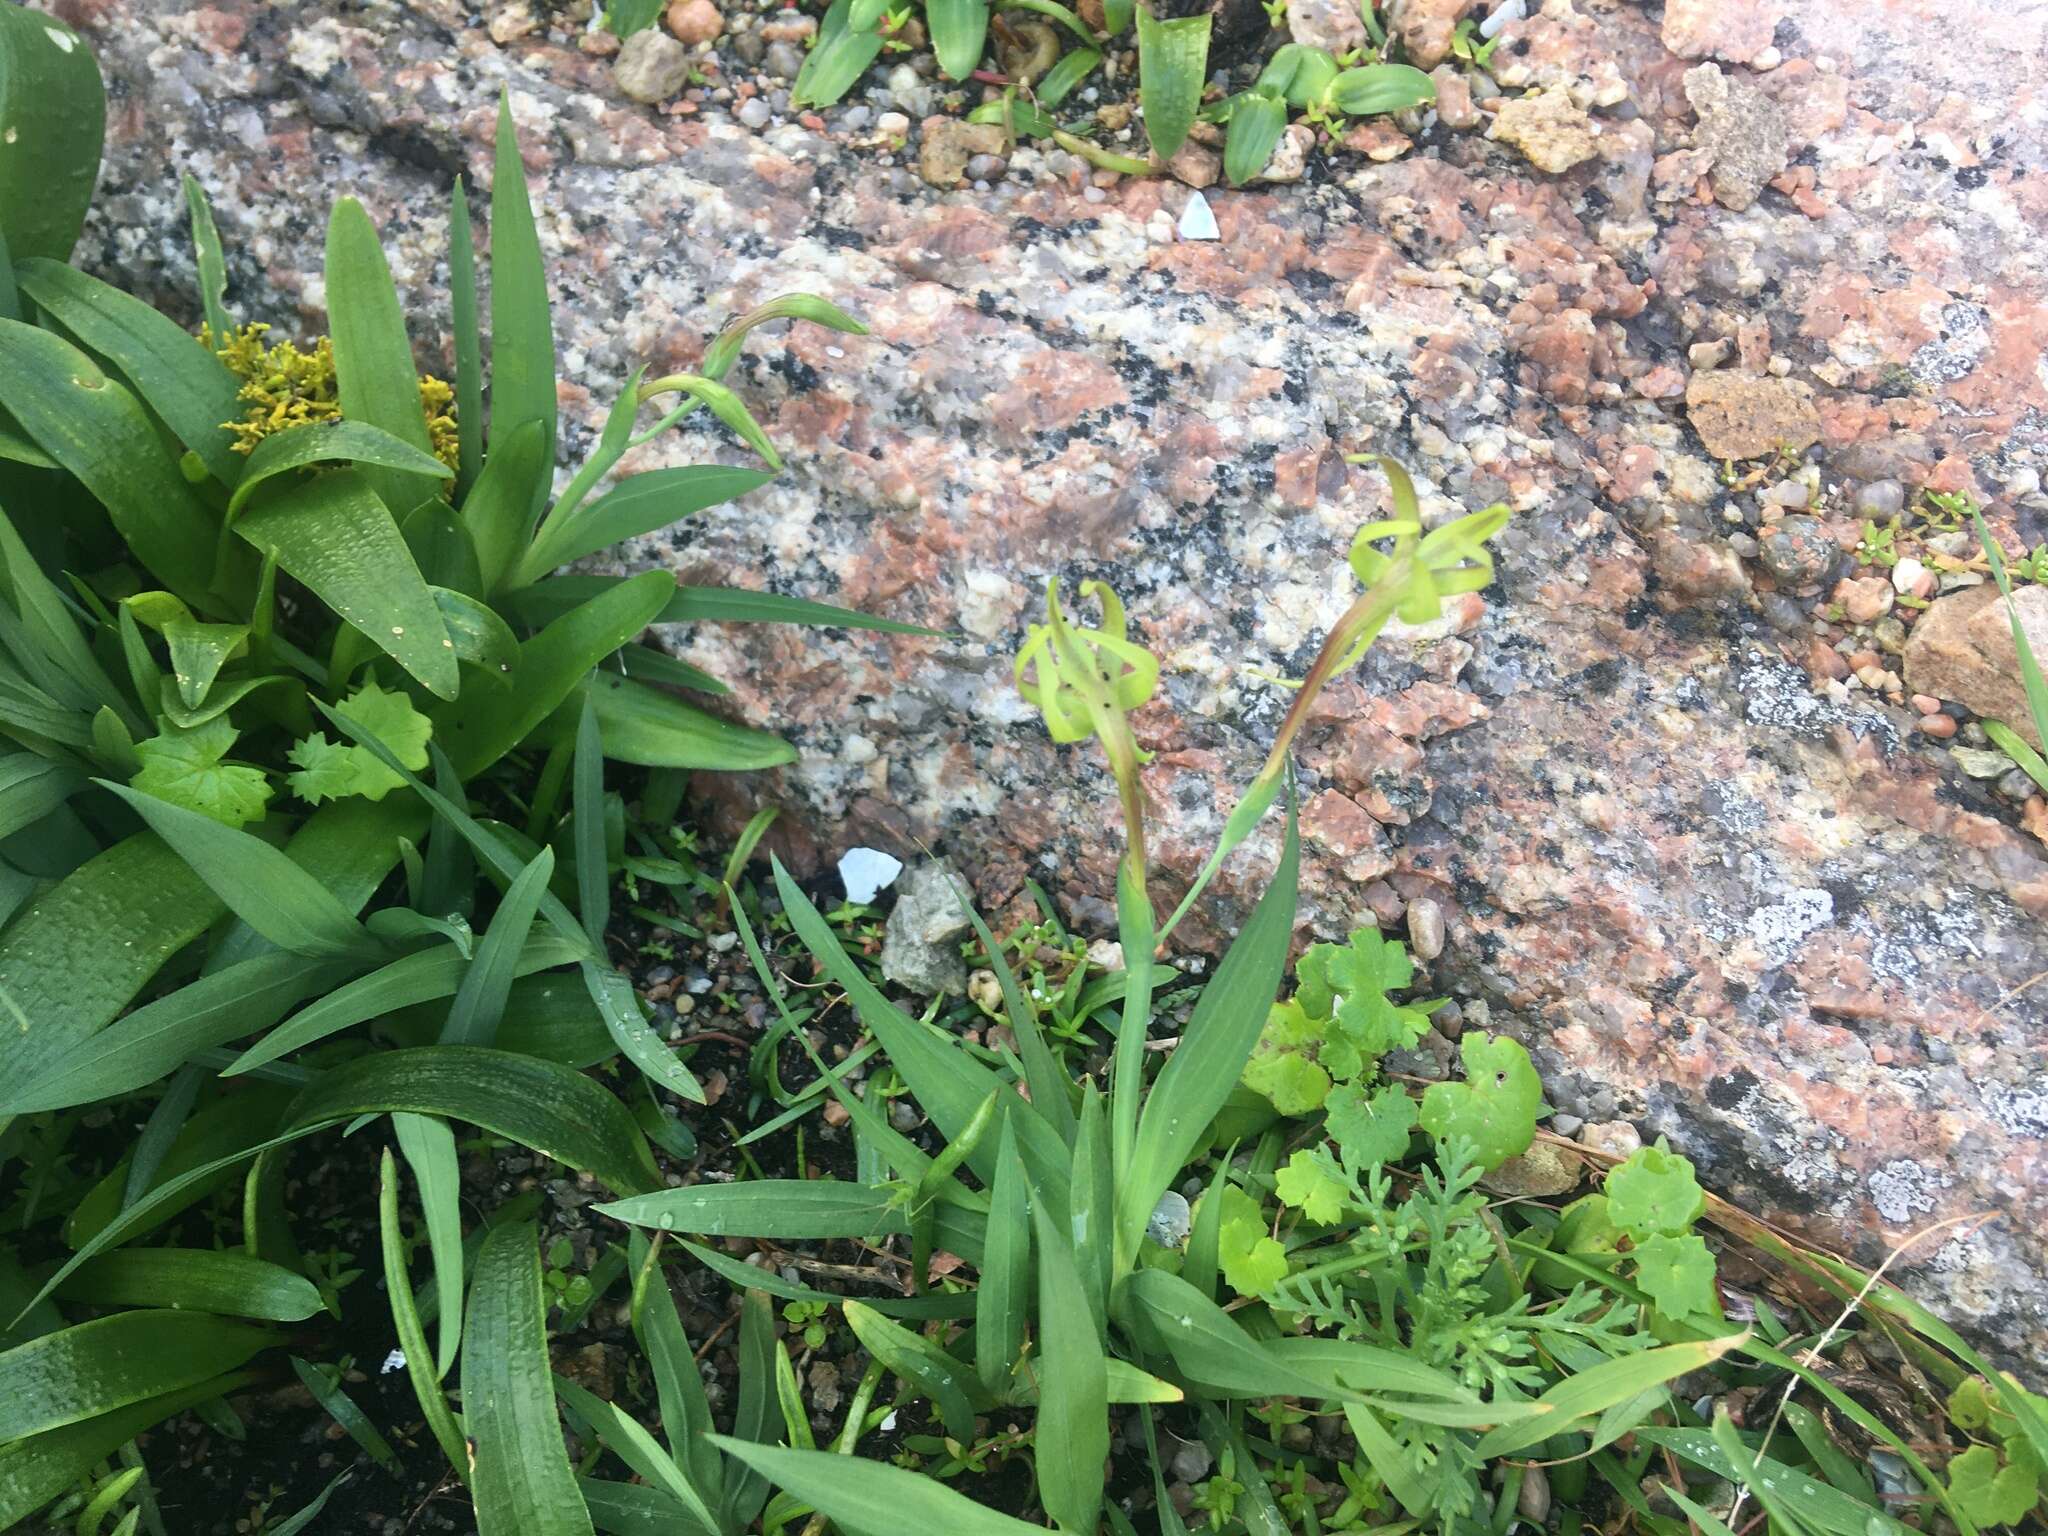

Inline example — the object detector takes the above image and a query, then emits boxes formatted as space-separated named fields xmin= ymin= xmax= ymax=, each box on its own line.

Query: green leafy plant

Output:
xmin=1242 ymin=925 xmax=1436 ymax=1114
xmin=0 ymin=35 xmax=919 ymax=1526
xmin=0 ymin=1 xmax=104 ymax=264
xmin=576 ymin=474 xmax=1756 ymax=1536
xmin=1970 ymin=505 xmax=2048 ymax=795
xmin=1212 ymin=48 xmax=1435 ymax=184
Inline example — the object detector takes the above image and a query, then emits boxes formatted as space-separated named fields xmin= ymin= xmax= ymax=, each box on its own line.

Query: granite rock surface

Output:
xmin=52 ymin=0 xmax=2048 ymax=1367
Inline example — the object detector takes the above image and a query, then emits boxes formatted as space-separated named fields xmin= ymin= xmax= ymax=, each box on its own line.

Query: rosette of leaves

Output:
xmin=1241 ymin=926 xmax=1437 ymax=1114
xmin=1540 ymin=1141 xmax=1721 ymax=1326
xmin=1212 ymin=48 xmax=1435 ymax=185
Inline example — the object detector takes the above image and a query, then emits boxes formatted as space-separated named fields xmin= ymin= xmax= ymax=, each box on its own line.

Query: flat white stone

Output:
xmin=1177 ymin=189 xmax=1219 ymax=242
xmin=838 ymin=847 xmax=904 ymax=904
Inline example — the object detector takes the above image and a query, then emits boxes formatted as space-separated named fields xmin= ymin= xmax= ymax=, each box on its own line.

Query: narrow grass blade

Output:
xmin=377 ymin=1150 xmax=467 ymax=1473
xmin=1637 ymin=1423 xmax=1912 ymax=1536
xmin=122 ymin=1065 xmax=204 ymax=1208
xmin=98 ymin=782 xmax=372 ymax=959
xmin=1121 ymin=795 xmax=1297 ymax=1255
xmin=292 ymin=1356 xmax=400 ymax=1472
xmin=391 ymin=1113 xmax=465 ymax=1376
xmin=951 ymin=871 xmax=1075 ymax=1144
xmin=628 ymin=1237 xmax=723 ymax=1490
xmin=573 ymin=695 xmax=608 ymax=946
xmin=770 ymin=857 xmax=1072 ymax=1211
xmin=1473 ymin=1333 xmax=1748 ymax=1457
xmin=519 ymin=465 xmax=774 ymax=581
xmin=449 ymin=176 xmax=483 ymax=495
xmin=465 ymin=1221 xmax=597 ymax=1536
xmin=555 ymin=1375 xmax=718 ymax=1531
xmin=444 ymin=851 xmax=560 ymax=1047
xmin=184 ymin=175 xmax=233 ymax=344
xmin=709 ymin=1439 xmax=1044 ymax=1535
xmin=325 ymin=198 xmax=440 ymax=513
xmin=429 ymin=569 xmax=674 ymax=779
xmin=583 ymin=960 xmax=706 ymax=1104
xmin=1070 ymin=1084 xmax=1112 ymax=1324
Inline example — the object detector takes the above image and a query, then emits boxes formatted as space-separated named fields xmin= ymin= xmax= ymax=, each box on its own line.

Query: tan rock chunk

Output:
xmin=1902 ymin=584 xmax=2048 ymax=750
xmin=1390 ymin=0 xmax=1475 ymax=70
xmin=1481 ymin=1142 xmax=1584 ymax=1199
xmin=1683 ymin=371 xmax=1822 ymax=460
xmin=1490 ymin=87 xmax=1600 ymax=175
xmin=918 ymin=118 xmax=1008 ymax=187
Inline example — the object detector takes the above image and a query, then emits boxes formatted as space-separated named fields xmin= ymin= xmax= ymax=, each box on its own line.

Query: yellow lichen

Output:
xmin=204 ymin=322 xmax=460 ymax=476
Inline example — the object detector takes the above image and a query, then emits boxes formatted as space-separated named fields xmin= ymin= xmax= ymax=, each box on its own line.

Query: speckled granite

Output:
xmin=51 ymin=0 xmax=2048 ymax=1367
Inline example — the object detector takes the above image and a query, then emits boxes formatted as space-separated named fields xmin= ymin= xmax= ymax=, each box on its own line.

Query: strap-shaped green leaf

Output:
xmin=184 ymin=174 xmax=233 ymax=347
xmin=234 ymin=467 xmax=458 ymax=699
xmin=1135 ymin=5 xmax=1211 ymax=159
xmin=488 ymin=93 xmax=557 ymax=511
xmin=430 ymin=568 xmax=673 ymax=777
xmin=927 ymin=0 xmax=990 ymax=80
xmin=390 ymin=1113 xmax=466 ymax=1376
xmin=227 ymin=419 xmax=452 ymax=521
xmin=56 ymin=1250 xmax=322 ymax=1322
xmin=710 ymin=1439 xmax=1045 ymax=1536
xmin=0 ymin=3 xmax=104 ymax=263
xmin=1030 ymin=1185 xmax=1109 ymax=1534
xmin=0 ymin=322 xmax=222 ymax=606
xmin=1120 ymin=796 xmax=1298 ymax=1253
xmin=448 ymin=176 xmax=483 ymax=495
xmin=0 ymin=831 xmax=224 ymax=1090
xmin=285 ymin=1047 xmax=659 ymax=1196
xmin=0 ymin=1311 xmax=273 ymax=1442
xmin=465 ymin=1220 xmax=597 ymax=1536
xmin=518 ymin=465 xmax=775 ymax=582
xmin=325 ymin=196 xmax=442 ymax=513
xmin=791 ymin=0 xmax=887 ymax=108
xmin=378 ymin=1148 xmax=467 ymax=1474
xmin=1224 ymin=91 xmax=1288 ymax=186
xmin=100 ymin=780 xmax=374 ymax=960
xmin=14 ymin=258 xmax=244 ymax=487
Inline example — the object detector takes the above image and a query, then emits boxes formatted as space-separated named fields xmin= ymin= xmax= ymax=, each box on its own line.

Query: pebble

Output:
xmin=875 ymin=110 xmax=910 ymax=137
xmin=1952 ymin=746 xmax=2013 ymax=779
xmin=763 ymin=40 xmax=804 ymax=78
xmin=964 ymin=152 xmax=1007 ymax=181
xmin=1550 ymin=1113 xmax=1585 ymax=1137
xmin=1854 ymin=479 xmax=1906 ymax=519
xmin=613 ymin=29 xmax=692 ymax=103
xmin=1840 ymin=576 xmax=1895 ymax=624
xmin=1579 ymin=1120 xmax=1642 ymax=1159
xmin=737 ymin=96 xmax=771 ymax=129
xmin=888 ymin=1100 xmax=921 ymax=1133
xmin=1997 ymin=769 xmax=2037 ymax=801
xmin=1688 ymin=337 xmax=1732 ymax=370
xmin=666 ymin=0 xmax=723 ymax=44
xmin=1760 ymin=478 xmax=1809 ymax=509
xmin=1407 ymin=897 xmax=1445 ymax=961
xmin=1758 ymin=517 xmax=1840 ymax=590
xmin=1431 ymin=999 xmax=1464 ymax=1039
xmin=1760 ymin=593 xmax=1806 ymax=632
xmin=841 ymin=104 xmax=872 ymax=131
xmin=1891 ymin=556 xmax=1927 ymax=595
